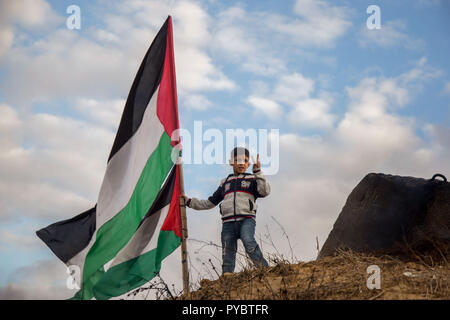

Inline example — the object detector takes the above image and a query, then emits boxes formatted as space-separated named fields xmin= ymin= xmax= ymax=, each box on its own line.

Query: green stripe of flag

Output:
xmin=75 ymin=132 xmax=173 ymax=299
xmin=92 ymin=230 xmax=181 ymax=300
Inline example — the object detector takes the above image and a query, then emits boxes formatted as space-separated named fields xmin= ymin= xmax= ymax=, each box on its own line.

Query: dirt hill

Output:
xmin=130 ymin=173 xmax=449 ymax=300
xmin=178 ymin=243 xmax=449 ymax=300
xmin=176 ymin=173 xmax=449 ymax=300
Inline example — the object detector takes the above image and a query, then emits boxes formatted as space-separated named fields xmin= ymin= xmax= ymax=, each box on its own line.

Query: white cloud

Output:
xmin=288 ymin=98 xmax=335 ymax=129
xmin=212 ymin=6 xmax=255 ymax=58
xmin=273 ymin=73 xmax=315 ymax=105
xmin=4 ymin=29 xmax=133 ymax=105
xmin=420 ymin=124 xmax=450 ymax=163
xmin=253 ymin=0 xmax=353 ymax=49
xmin=175 ymin=46 xmax=235 ymax=92
xmin=0 ymin=0 xmax=61 ymax=58
xmin=74 ymin=98 xmax=124 ymax=129
xmin=247 ymin=96 xmax=283 ymax=118
xmin=332 ymin=74 xmax=431 ymax=171
xmin=211 ymin=1 xmax=352 ymax=76
xmin=0 ymin=0 xmax=56 ymax=27
xmin=0 ymin=28 xmax=14 ymax=57
xmin=92 ymin=29 xmax=120 ymax=44
xmin=182 ymin=93 xmax=212 ymax=111
xmin=247 ymin=72 xmax=336 ymax=128
xmin=359 ymin=20 xmax=425 ymax=50
xmin=398 ymin=57 xmax=442 ymax=96
xmin=0 ymin=105 xmax=112 ymax=221
xmin=1 ymin=0 xmax=235 ymax=106
xmin=0 ymin=259 xmax=72 ymax=300
xmin=172 ymin=1 xmax=236 ymax=92
xmin=173 ymin=1 xmax=212 ymax=47
xmin=285 ymin=0 xmax=353 ymax=47
xmin=0 ymin=229 xmax=39 ymax=251
xmin=211 ymin=6 xmax=288 ymax=76
xmin=443 ymin=82 xmax=450 ymax=95
xmin=0 ymin=104 xmax=22 ymax=148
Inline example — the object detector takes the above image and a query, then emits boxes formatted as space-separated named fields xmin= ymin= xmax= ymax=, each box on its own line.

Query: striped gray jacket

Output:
xmin=186 ymin=168 xmax=270 ymax=223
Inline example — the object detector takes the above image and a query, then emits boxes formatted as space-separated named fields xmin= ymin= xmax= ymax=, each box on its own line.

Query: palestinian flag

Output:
xmin=36 ymin=16 xmax=183 ymax=300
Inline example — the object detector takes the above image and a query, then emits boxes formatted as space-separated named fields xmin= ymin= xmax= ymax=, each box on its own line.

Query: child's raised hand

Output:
xmin=252 ymin=153 xmax=260 ymax=171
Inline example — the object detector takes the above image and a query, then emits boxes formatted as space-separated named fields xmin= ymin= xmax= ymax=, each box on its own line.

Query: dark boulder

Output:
xmin=318 ymin=173 xmax=449 ymax=259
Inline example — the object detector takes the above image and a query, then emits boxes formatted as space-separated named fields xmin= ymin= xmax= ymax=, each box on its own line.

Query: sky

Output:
xmin=0 ymin=0 xmax=449 ymax=299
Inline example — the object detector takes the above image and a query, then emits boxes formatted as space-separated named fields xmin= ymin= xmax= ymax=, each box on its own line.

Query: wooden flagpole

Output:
xmin=167 ymin=14 xmax=189 ymax=295
xmin=178 ymin=160 xmax=190 ymax=294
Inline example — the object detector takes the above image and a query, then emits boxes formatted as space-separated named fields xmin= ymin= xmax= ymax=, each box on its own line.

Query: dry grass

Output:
xmin=178 ymin=242 xmax=450 ymax=300
xmin=128 ymin=219 xmax=449 ymax=300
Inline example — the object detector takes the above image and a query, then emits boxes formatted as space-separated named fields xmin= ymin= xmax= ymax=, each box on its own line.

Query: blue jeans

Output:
xmin=221 ymin=218 xmax=268 ymax=274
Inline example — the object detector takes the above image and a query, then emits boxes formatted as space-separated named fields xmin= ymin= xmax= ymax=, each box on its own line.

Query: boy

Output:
xmin=182 ymin=147 xmax=270 ymax=275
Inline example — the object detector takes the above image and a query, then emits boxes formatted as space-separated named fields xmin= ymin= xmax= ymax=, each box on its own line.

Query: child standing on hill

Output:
xmin=182 ymin=147 xmax=270 ymax=275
